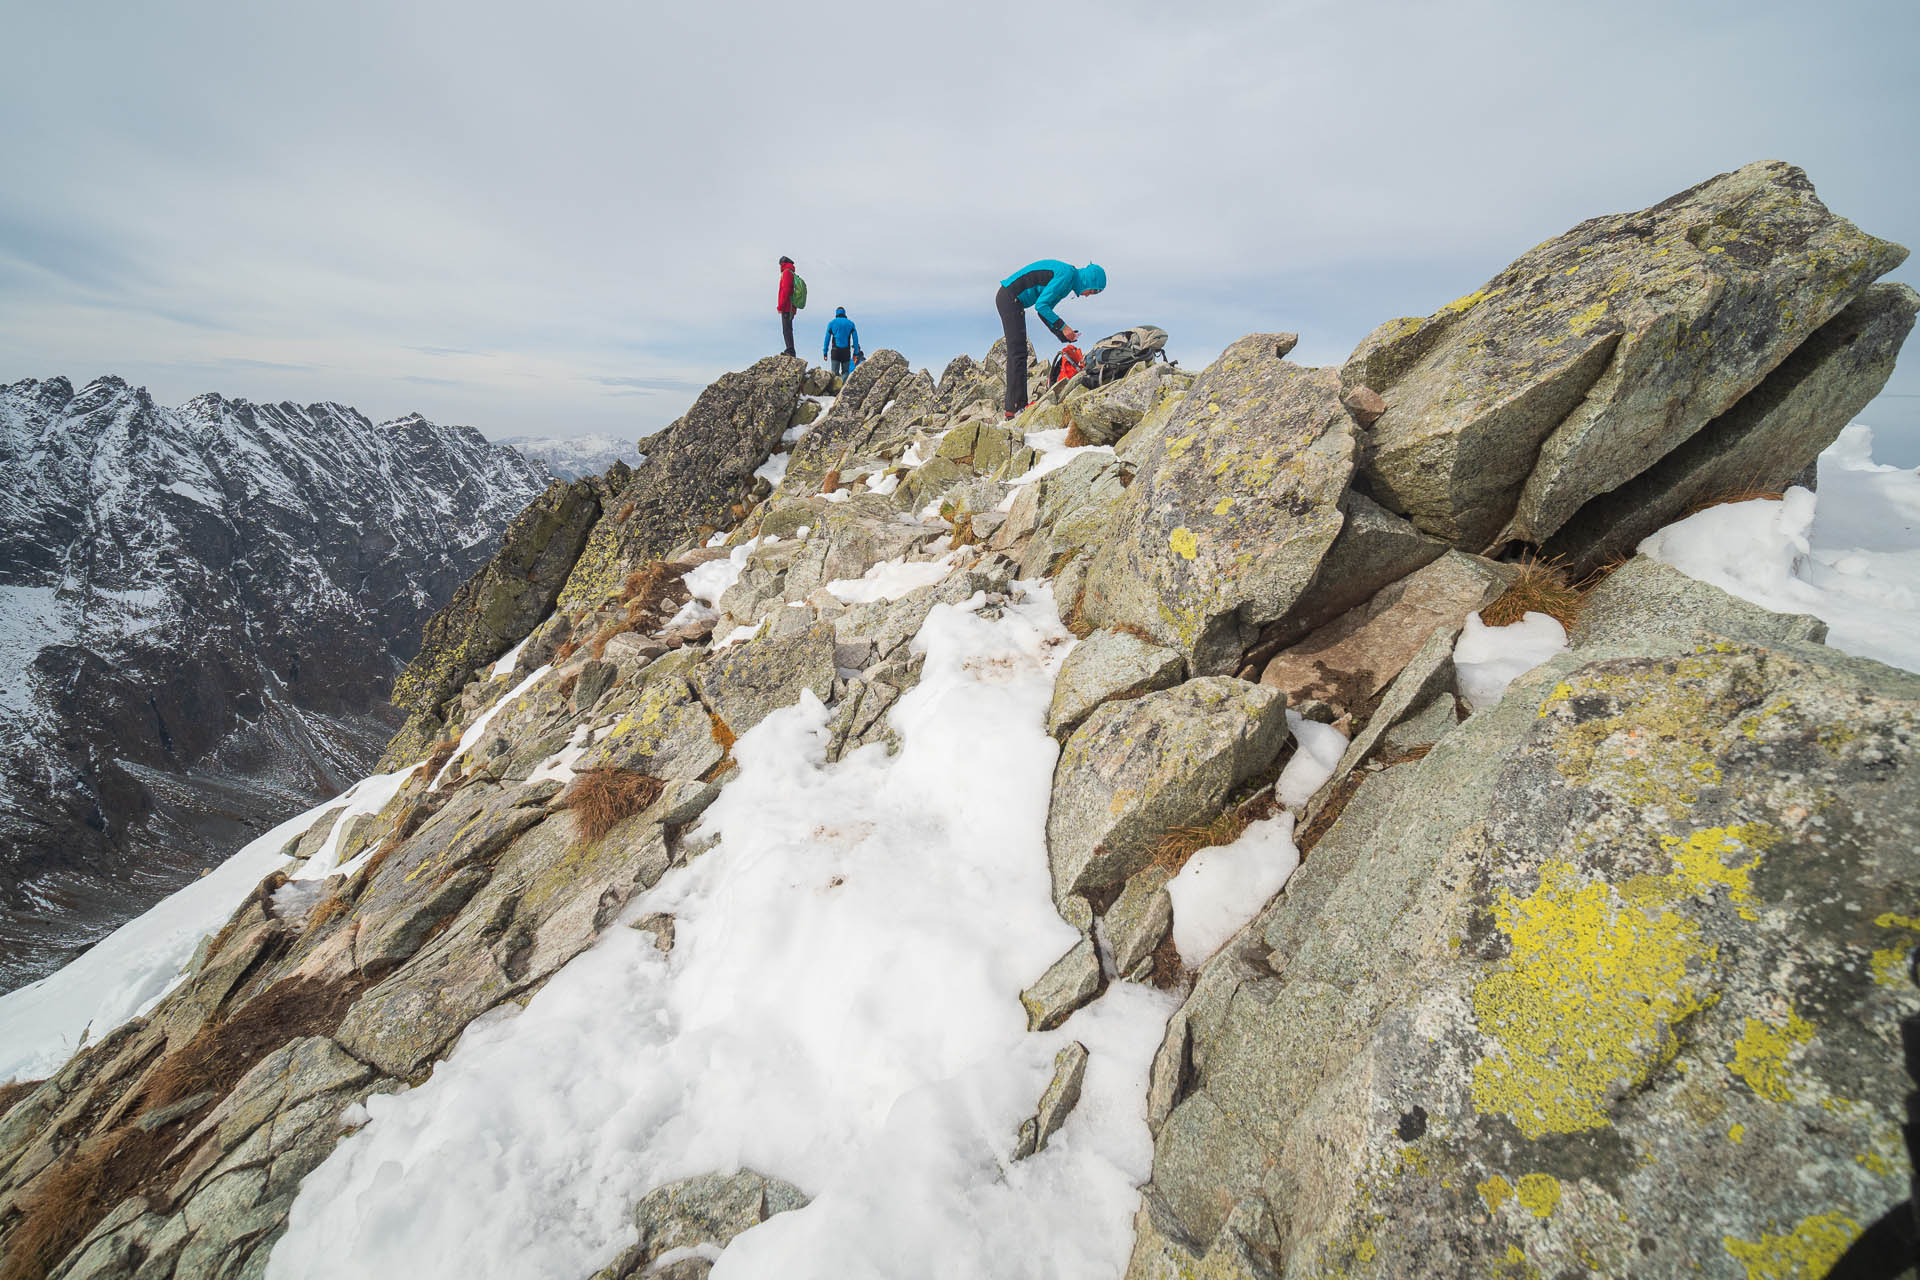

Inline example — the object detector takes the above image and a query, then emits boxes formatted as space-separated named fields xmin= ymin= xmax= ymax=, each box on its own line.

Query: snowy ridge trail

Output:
xmin=269 ymin=587 xmax=1176 ymax=1279
xmin=4 ymin=187 xmax=1917 ymax=1278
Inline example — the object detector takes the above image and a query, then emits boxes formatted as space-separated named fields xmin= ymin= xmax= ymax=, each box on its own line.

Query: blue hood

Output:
xmin=1075 ymin=264 xmax=1106 ymax=294
xmin=835 ymin=307 xmax=846 ymax=316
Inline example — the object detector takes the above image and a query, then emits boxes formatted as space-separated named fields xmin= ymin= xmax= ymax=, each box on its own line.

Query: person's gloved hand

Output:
xmin=1061 ymin=326 xmax=1079 ymax=343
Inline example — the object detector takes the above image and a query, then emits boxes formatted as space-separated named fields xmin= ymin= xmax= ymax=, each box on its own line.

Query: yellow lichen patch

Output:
xmin=1544 ymin=662 xmax=1735 ymax=809
xmin=1168 ymin=527 xmax=1199 ymax=560
xmin=1441 ymin=287 xmax=1499 ymax=315
xmin=1470 ymin=862 xmax=1716 ymax=1138
xmin=1869 ymin=914 xmax=1920 ymax=985
xmin=1728 ymin=1010 xmax=1814 ymax=1104
xmin=1567 ymin=300 xmax=1610 ymax=336
xmin=1477 ymin=1174 xmax=1513 ymax=1213
xmin=1722 ymin=1211 xmax=1859 ymax=1279
xmin=1212 ymin=496 xmax=1235 ymax=516
xmin=1514 ymin=1173 xmax=1561 ymax=1218
xmin=1870 ymin=948 xmax=1912 ymax=988
xmin=1163 ymin=433 xmax=1197 ymax=459
xmin=1660 ymin=823 xmax=1779 ymax=919
xmin=1729 ymin=1124 xmax=1746 ymax=1143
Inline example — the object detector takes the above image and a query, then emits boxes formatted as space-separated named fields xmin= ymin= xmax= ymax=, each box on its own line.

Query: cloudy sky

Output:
xmin=4 ymin=0 xmax=1917 ymax=460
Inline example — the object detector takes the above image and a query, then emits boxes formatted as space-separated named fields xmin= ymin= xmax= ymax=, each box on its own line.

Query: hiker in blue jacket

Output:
xmin=823 ymin=307 xmax=862 ymax=383
xmin=996 ymin=260 xmax=1105 ymax=418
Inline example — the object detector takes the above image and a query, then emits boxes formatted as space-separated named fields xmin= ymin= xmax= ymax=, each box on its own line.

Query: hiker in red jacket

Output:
xmin=776 ymin=257 xmax=798 ymax=357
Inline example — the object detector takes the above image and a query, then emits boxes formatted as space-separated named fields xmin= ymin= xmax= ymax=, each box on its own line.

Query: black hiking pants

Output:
xmin=996 ymin=285 xmax=1027 ymax=415
xmin=829 ymin=345 xmax=852 ymax=380
xmin=781 ymin=308 xmax=796 ymax=357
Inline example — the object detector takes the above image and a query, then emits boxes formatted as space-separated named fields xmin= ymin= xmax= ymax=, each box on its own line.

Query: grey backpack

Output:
xmin=1080 ymin=326 xmax=1169 ymax=388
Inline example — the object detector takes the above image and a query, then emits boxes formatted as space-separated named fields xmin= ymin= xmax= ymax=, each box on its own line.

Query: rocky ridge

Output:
xmin=0 ymin=162 xmax=1915 ymax=1279
xmin=0 ymin=381 xmax=547 ymax=990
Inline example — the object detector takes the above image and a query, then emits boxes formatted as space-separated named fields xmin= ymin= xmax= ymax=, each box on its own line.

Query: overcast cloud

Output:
xmin=3 ymin=0 xmax=1917 ymax=460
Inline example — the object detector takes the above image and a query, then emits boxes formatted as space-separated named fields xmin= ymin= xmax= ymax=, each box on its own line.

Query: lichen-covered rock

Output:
xmin=576 ymin=673 xmax=726 ymax=781
xmin=1129 ymin=636 xmax=1920 ymax=1278
xmin=391 ymin=475 xmax=604 ymax=716
xmin=695 ymin=621 xmax=837 ymax=738
xmin=1572 ymin=554 xmax=1829 ymax=651
xmin=1029 ymin=362 xmax=1188 ymax=445
xmin=559 ymin=355 xmax=807 ymax=610
xmin=1346 ymin=161 xmax=1908 ymax=550
xmin=1048 ymin=678 xmax=1289 ymax=905
xmin=1046 ymin=628 xmax=1186 ymax=741
xmin=1544 ymin=281 xmax=1920 ymax=572
xmin=780 ymin=351 xmax=911 ymax=494
xmin=1081 ymin=336 xmax=1357 ymax=674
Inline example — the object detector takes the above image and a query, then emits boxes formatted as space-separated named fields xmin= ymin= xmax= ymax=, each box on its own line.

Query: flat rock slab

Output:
xmin=1048 ymin=677 xmax=1289 ymax=905
xmin=1260 ymin=551 xmax=1511 ymax=717
xmin=1082 ymin=335 xmax=1356 ymax=675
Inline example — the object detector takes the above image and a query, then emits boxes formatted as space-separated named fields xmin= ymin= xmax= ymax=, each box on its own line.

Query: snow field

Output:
xmin=268 ymin=586 xmax=1177 ymax=1279
xmin=1640 ymin=425 xmax=1920 ymax=674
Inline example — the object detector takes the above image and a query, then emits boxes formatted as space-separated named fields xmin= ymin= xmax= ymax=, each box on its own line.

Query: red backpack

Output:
xmin=1050 ymin=345 xmax=1084 ymax=385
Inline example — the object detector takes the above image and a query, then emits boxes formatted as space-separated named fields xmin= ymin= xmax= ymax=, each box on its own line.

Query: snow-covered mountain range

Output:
xmin=498 ymin=432 xmax=644 ymax=480
xmin=0 ymin=376 xmax=548 ymax=990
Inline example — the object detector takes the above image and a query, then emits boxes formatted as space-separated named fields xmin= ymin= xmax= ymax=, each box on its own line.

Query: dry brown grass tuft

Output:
xmin=0 ymin=976 xmax=366 ymax=1280
xmin=553 ymin=638 xmax=581 ymax=663
xmin=589 ymin=619 xmax=635 ymax=659
xmin=621 ymin=561 xmax=671 ymax=605
xmin=1481 ymin=556 xmax=1583 ymax=629
xmin=709 ymin=714 xmax=737 ymax=754
xmin=360 ymin=838 xmax=402 ymax=886
xmin=563 ymin=768 xmax=665 ymax=843
xmin=1149 ymin=808 xmax=1256 ymax=877
xmin=0 ymin=1076 xmax=42 ymax=1120
xmin=1063 ymin=421 xmax=1088 ymax=449
xmin=422 ymin=737 xmax=461 ymax=780
xmin=555 ymin=672 xmax=580 ymax=700
xmin=1681 ymin=487 xmax=1785 ymax=518
xmin=615 ymin=501 xmax=635 ymax=523
xmin=821 ymin=469 xmax=842 ymax=494
xmin=948 ymin=512 xmax=975 ymax=550
xmin=306 ymin=889 xmax=354 ymax=933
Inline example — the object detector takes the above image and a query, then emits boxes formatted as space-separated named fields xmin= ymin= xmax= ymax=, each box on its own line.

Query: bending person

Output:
xmin=994 ymin=260 xmax=1105 ymax=419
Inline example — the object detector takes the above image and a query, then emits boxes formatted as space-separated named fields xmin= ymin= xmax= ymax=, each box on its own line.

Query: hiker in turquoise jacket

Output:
xmin=823 ymin=308 xmax=861 ymax=382
xmin=996 ymin=260 xmax=1105 ymax=418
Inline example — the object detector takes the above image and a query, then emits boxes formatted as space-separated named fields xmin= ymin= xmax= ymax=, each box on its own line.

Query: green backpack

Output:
xmin=790 ymin=274 xmax=808 ymax=311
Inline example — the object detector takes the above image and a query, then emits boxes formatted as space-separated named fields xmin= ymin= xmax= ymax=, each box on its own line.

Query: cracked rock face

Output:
xmin=1347 ymin=160 xmax=1908 ymax=551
